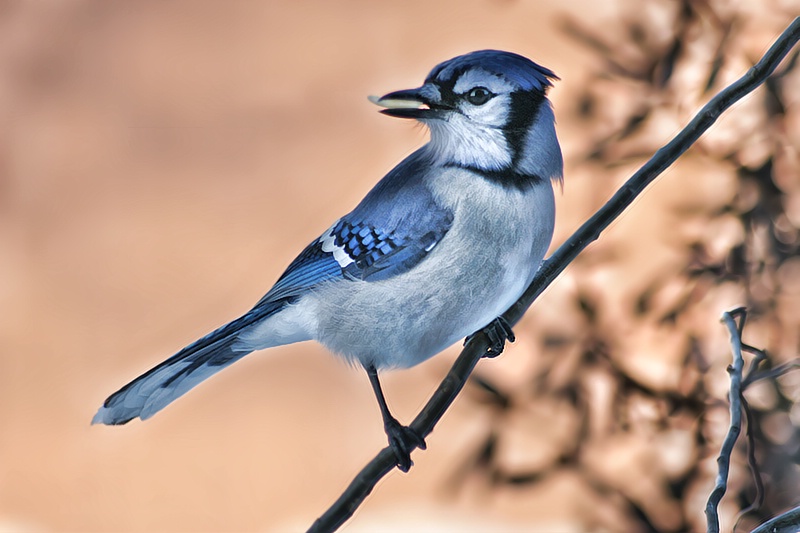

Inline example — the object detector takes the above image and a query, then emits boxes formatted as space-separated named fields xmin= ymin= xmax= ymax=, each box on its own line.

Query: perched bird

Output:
xmin=93 ymin=50 xmax=563 ymax=472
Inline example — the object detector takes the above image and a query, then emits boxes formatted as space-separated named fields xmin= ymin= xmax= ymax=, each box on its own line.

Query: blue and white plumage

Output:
xmin=93 ymin=50 xmax=563 ymax=471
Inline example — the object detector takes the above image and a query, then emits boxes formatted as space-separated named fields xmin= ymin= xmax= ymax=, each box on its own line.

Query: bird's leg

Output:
xmin=365 ymin=364 xmax=426 ymax=472
xmin=464 ymin=316 xmax=516 ymax=358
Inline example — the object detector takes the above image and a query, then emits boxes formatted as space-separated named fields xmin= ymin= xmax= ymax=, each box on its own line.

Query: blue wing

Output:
xmin=257 ymin=148 xmax=453 ymax=305
xmin=92 ymin=150 xmax=452 ymax=425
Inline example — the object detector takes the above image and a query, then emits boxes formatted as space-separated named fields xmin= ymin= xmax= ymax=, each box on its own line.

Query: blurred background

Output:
xmin=2 ymin=0 xmax=799 ymax=531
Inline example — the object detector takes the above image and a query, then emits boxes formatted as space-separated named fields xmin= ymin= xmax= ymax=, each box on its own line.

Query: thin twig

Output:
xmin=706 ymin=308 xmax=747 ymax=533
xmin=750 ymin=505 xmax=800 ymax=533
xmin=734 ymin=394 xmax=764 ymax=529
xmin=741 ymin=345 xmax=768 ymax=387
xmin=708 ymin=310 xmax=800 ymax=532
xmin=307 ymin=17 xmax=800 ymax=533
xmin=743 ymin=359 xmax=800 ymax=386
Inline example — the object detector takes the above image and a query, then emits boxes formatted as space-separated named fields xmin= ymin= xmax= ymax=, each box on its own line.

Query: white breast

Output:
xmin=306 ymin=167 xmax=556 ymax=369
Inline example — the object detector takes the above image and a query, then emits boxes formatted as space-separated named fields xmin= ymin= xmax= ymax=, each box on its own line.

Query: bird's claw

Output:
xmin=384 ymin=418 xmax=426 ymax=473
xmin=464 ymin=317 xmax=515 ymax=358
xmin=485 ymin=316 xmax=515 ymax=357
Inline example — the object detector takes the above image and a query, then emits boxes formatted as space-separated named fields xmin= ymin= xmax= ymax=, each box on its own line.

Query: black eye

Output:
xmin=465 ymin=87 xmax=493 ymax=106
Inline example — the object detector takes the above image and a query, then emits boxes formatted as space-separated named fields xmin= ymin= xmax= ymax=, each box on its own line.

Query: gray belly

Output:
xmin=308 ymin=178 xmax=555 ymax=369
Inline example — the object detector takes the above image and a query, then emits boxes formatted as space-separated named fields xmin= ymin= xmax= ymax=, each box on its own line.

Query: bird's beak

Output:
xmin=368 ymin=86 xmax=444 ymax=119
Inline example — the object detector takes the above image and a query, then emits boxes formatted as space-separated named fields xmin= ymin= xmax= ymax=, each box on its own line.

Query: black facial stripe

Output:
xmin=443 ymin=162 xmax=545 ymax=191
xmin=429 ymin=71 xmax=461 ymax=109
xmin=435 ymin=89 xmax=458 ymax=110
xmin=426 ymin=65 xmax=467 ymax=90
xmin=430 ymin=64 xmax=502 ymax=108
xmin=504 ymin=91 xmax=546 ymax=168
xmin=434 ymin=68 xmax=510 ymax=98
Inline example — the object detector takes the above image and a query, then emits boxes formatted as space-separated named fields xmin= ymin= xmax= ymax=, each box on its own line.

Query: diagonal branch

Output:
xmin=751 ymin=505 xmax=800 ymax=533
xmin=307 ymin=17 xmax=800 ymax=533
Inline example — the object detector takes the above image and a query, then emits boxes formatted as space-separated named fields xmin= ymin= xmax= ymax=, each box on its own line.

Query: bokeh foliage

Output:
xmin=452 ymin=2 xmax=800 ymax=531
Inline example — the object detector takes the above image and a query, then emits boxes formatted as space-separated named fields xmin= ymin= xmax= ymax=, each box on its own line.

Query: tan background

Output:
xmin=1 ymin=1 xmax=796 ymax=531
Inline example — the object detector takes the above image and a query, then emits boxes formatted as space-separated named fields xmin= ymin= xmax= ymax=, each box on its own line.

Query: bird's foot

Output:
xmin=384 ymin=417 xmax=426 ymax=473
xmin=464 ymin=317 xmax=515 ymax=358
xmin=484 ymin=316 xmax=515 ymax=357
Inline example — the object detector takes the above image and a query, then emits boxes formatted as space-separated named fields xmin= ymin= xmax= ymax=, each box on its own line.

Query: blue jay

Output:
xmin=93 ymin=50 xmax=563 ymax=472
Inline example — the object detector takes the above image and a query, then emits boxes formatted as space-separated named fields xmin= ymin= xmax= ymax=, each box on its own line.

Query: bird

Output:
xmin=92 ymin=50 xmax=563 ymax=473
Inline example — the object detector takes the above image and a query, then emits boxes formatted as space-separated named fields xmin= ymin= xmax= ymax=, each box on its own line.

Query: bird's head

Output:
xmin=371 ymin=50 xmax=563 ymax=183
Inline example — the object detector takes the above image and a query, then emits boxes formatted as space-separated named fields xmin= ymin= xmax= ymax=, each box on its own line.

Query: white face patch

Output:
xmin=426 ymin=114 xmax=512 ymax=170
xmin=451 ymin=69 xmax=516 ymax=128
xmin=320 ymin=222 xmax=354 ymax=268
xmin=419 ymin=66 xmax=521 ymax=168
xmin=457 ymin=93 xmax=512 ymax=127
xmin=452 ymin=68 xmax=515 ymax=95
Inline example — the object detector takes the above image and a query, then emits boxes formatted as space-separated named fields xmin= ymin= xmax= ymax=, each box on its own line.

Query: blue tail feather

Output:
xmin=92 ymin=300 xmax=284 ymax=425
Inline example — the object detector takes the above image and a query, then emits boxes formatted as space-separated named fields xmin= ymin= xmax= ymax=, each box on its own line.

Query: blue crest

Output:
xmin=427 ymin=50 xmax=558 ymax=93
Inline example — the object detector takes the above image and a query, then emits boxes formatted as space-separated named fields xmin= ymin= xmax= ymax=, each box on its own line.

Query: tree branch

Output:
xmin=751 ymin=505 xmax=800 ymax=533
xmin=307 ymin=17 xmax=800 ymax=533
xmin=706 ymin=308 xmax=747 ymax=533
xmin=743 ymin=359 xmax=800 ymax=386
xmin=708 ymin=308 xmax=800 ymax=532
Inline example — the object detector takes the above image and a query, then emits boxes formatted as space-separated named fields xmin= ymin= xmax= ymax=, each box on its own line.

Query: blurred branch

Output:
xmin=709 ymin=308 xmax=800 ymax=532
xmin=737 ymin=396 xmax=765 ymax=523
xmin=751 ymin=505 xmax=800 ymax=533
xmin=743 ymin=359 xmax=800 ymax=386
xmin=307 ymin=17 xmax=800 ymax=533
xmin=706 ymin=308 xmax=746 ymax=533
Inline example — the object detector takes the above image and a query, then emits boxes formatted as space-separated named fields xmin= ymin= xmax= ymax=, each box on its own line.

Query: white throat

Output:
xmin=424 ymin=115 xmax=511 ymax=171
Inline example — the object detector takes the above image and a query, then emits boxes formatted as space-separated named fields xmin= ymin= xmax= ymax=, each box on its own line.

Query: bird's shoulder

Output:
xmin=254 ymin=148 xmax=454 ymax=305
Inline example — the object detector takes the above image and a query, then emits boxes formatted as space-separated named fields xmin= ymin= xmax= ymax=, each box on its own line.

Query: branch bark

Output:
xmin=751 ymin=505 xmax=800 ymax=533
xmin=706 ymin=308 xmax=747 ymax=533
xmin=307 ymin=17 xmax=800 ymax=533
xmin=709 ymin=309 xmax=800 ymax=532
